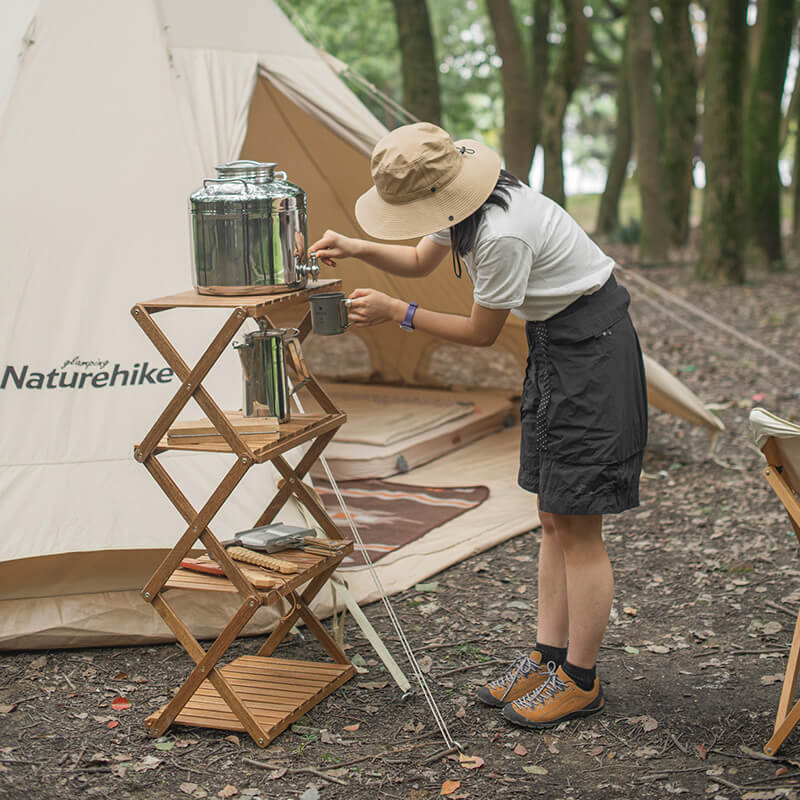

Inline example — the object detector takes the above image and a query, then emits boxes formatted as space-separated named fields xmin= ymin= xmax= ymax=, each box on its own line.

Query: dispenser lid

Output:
xmin=216 ymin=160 xmax=277 ymax=183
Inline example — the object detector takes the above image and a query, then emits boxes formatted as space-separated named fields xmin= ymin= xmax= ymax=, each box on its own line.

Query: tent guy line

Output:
xmin=618 ymin=266 xmax=800 ymax=377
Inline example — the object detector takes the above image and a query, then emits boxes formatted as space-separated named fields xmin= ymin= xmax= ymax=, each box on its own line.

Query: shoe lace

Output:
xmin=488 ymin=651 xmax=548 ymax=701
xmin=514 ymin=668 xmax=568 ymax=710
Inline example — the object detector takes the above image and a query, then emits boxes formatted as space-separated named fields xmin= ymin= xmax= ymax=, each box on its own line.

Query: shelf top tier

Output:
xmin=138 ymin=279 xmax=342 ymax=315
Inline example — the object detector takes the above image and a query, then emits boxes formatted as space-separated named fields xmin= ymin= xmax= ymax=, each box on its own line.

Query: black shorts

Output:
xmin=518 ymin=275 xmax=648 ymax=515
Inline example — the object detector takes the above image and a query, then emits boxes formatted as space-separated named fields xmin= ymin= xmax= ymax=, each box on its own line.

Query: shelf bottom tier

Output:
xmin=146 ymin=655 xmax=355 ymax=745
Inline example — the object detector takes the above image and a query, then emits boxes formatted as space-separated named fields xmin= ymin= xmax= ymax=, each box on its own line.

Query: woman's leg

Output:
xmin=536 ymin=503 xmax=569 ymax=650
xmin=552 ymin=512 xmax=612 ymax=669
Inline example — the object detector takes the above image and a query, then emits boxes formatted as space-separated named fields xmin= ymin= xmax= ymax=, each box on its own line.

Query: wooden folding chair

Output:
xmin=750 ymin=407 xmax=800 ymax=755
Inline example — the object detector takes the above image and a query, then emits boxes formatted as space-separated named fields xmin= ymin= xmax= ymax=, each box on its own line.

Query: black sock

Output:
xmin=535 ymin=642 xmax=567 ymax=667
xmin=563 ymin=660 xmax=596 ymax=691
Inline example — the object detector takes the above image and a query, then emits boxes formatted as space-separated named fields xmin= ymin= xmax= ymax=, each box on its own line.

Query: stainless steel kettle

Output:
xmin=190 ymin=160 xmax=320 ymax=296
xmin=233 ymin=325 xmax=309 ymax=421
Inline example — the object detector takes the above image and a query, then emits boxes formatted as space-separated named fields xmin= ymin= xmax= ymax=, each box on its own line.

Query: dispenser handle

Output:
xmin=203 ymin=178 xmax=250 ymax=190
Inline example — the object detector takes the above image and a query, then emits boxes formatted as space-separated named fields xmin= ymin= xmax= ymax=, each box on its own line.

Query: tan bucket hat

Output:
xmin=355 ymin=122 xmax=502 ymax=240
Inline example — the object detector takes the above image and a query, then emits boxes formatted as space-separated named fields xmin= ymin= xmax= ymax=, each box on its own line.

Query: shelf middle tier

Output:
xmin=141 ymin=411 xmax=346 ymax=463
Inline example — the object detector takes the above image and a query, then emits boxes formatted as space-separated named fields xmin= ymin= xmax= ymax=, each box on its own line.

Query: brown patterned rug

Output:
xmin=315 ymin=478 xmax=490 ymax=567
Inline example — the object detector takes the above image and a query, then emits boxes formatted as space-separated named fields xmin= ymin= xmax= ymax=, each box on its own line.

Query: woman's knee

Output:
xmin=538 ymin=509 xmax=559 ymax=537
xmin=551 ymin=514 xmax=603 ymax=551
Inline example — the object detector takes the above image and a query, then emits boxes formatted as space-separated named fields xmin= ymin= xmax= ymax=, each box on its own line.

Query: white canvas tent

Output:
xmin=0 ymin=0 xmax=722 ymax=650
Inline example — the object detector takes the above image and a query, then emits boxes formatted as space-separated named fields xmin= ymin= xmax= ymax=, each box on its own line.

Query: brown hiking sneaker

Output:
xmin=502 ymin=665 xmax=604 ymax=728
xmin=475 ymin=650 xmax=554 ymax=708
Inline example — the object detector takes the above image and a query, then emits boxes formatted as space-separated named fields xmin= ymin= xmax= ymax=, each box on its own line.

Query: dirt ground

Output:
xmin=3 ymin=256 xmax=800 ymax=800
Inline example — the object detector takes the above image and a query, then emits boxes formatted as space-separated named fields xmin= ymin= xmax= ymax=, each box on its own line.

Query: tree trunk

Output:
xmin=540 ymin=0 xmax=589 ymax=207
xmin=629 ymin=0 xmax=669 ymax=263
xmin=595 ymin=18 xmax=632 ymax=237
xmin=391 ymin=0 xmax=441 ymax=125
xmin=698 ymin=0 xmax=748 ymax=283
xmin=660 ymin=1 xmax=698 ymax=247
xmin=530 ymin=0 xmax=552 ymax=152
xmin=743 ymin=0 xmax=795 ymax=268
xmin=486 ymin=0 xmax=534 ymax=181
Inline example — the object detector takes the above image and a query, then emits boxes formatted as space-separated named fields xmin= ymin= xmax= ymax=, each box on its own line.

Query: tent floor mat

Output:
xmin=310 ymin=384 xmax=515 ymax=480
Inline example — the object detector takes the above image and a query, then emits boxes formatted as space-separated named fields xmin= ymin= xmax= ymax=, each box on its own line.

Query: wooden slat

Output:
xmin=146 ymin=656 xmax=355 ymax=746
xmin=141 ymin=280 xmax=341 ymax=313
xmin=142 ymin=413 xmax=345 ymax=461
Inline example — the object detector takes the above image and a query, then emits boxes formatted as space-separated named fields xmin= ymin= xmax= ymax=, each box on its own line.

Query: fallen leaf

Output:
xmin=180 ymin=784 xmax=199 ymax=796
xmin=624 ymin=645 xmax=640 ymax=655
xmin=513 ymin=743 xmax=528 ymax=756
xmin=0 ymin=704 xmax=16 ymax=714
xmin=154 ymin=740 xmax=174 ymax=751
xmin=761 ymin=674 xmax=784 ymax=686
xmin=455 ymin=707 xmax=466 ymax=719
xmin=30 ymin=655 xmax=47 ymax=669
xmin=741 ymin=792 xmax=785 ymax=800
xmin=113 ymin=671 xmax=128 ymax=680
xmin=696 ymin=743 xmax=708 ymax=760
xmin=111 ymin=697 xmax=131 ymax=711
xmin=647 ymin=644 xmax=671 ymax=654
xmin=762 ymin=622 xmax=783 ymax=636
xmin=360 ymin=681 xmax=389 ymax=690
xmin=223 ymin=735 xmax=240 ymax=746
xmin=415 ymin=582 xmax=439 ymax=592
xmin=627 ymin=715 xmax=658 ymax=732
xmin=623 ymin=606 xmax=638 ymax=616
xmin=441 ymin=780 xmax=461 ymax=795
xmin=217 ymin=786 xmax=237 ymax=798
xmin=110 ymin=763 xmax=128 ymax=778
xmin=298 ymin=788 xmax=320 ymax=800
xmin=107 ymin=720 xmax=119 ymax=729
xmin=419 ymin=655 xmax=434 ymax=674
xmin=586 ymin=746 xmax=604 ymax=757
xmin=266 ymin=768 xmax=287 ymax=780
xmin=458 ymin=753 xmax=484 ymax=770
xmin=522 ymin=765 xmax=548 ymax=775
xmin=343 ymin=723 xmax=360 ymax=732
xmin=132 ymin=755 xmax=161 ymax=772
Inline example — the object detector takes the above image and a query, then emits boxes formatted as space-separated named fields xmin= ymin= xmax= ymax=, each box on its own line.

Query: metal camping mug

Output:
xmin=310 ymin=292 xmax=351 ymax=336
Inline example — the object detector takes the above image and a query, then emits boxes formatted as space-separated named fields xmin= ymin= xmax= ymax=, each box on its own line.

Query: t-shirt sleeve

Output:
xmin=427 ymin=228 xmax=451 ymax=247
xmin=471 ymin=235 xmax=533 ymax=309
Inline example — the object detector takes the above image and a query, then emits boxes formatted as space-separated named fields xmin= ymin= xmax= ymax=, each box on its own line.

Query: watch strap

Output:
xmin=400 ymin=302 xmax=418 ymax=330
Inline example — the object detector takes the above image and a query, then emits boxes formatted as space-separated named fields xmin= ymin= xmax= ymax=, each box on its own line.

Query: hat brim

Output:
xmin=354 ymin=139 xmax=502 ymax=241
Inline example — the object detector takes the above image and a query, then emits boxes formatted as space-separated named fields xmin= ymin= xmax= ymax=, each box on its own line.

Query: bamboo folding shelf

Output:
xmin=130 ymin=279 xmax=356 ymax=748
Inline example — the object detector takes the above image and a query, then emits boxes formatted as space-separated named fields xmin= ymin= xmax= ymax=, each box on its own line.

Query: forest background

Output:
xmin=285 ymin=0 xmax=800 ymax=284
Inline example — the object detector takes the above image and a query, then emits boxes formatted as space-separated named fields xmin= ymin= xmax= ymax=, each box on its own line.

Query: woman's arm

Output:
xmin=310 ymin=230 xmax=450 ymax=278
xmin=347 ymin=288 xmax=510 ymax=348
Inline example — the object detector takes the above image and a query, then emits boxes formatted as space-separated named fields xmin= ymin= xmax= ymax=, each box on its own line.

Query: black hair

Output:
xmin=450 ymin=169 xmax=522 ymax=261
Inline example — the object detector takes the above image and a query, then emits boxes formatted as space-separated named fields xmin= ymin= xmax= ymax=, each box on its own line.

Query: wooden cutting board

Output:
xmin=179 ymin=556 xmax=279 ymax=589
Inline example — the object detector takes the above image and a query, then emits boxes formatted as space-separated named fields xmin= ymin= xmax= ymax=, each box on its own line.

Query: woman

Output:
xmin=310 ymin=122 xmax=647 ymax=729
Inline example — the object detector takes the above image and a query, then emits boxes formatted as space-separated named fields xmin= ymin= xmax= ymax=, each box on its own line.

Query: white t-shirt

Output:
xmin=428 ymin=184 xmax=615 ymax=321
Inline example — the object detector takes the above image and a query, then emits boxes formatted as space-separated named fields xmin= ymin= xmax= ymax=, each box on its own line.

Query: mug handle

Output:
xmin=340 ymin=297 xmax=351 ymax=329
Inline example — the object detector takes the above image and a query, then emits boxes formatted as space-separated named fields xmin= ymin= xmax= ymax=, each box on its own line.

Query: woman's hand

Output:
xmin=309 ymin=229 xmax=361 ymax=267
xmin=346 ymin=288 xmax=404 ymax=327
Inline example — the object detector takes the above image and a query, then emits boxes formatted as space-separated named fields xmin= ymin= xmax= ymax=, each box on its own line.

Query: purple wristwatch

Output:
xmin=400 ymin=302 xmax=418 ymax=331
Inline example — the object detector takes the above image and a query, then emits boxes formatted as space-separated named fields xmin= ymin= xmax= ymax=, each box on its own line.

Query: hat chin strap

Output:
xmin=449 ymin=227 xmax=463 ymax=279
